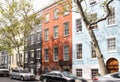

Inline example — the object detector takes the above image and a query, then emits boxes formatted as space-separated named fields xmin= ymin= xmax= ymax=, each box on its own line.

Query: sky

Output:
xmin=33 ymin=0 xmax=52 ymax=11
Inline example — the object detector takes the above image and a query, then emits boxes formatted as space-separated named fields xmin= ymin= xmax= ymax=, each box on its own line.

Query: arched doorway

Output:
xmin=106 ymin=58 xmax=119 ymax=73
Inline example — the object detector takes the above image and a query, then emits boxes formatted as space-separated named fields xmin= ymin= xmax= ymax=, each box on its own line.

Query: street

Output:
xmin=0 ymin=77 xmax=40 ymax=82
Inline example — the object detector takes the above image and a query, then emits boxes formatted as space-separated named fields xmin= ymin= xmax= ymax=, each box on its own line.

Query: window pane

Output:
xmin=76 ymin=69 xmax=82 ymax=77
xmin=108 ymin=38 xmax=116 ymax=51
xmin=54 ymin=25 xmax=58 ymax=38
xmin=63 ymin=45 xmax=69 ymax=61
xmin=91 ymin=42 xmax=96 ymax=58
xmin=54 ymin=9 xmax=59 ymax=19
xmin=64 ymin=22 xmax=69 ymax=36
xmin=92 ymin=69 xmax=98 ymax=79
xmin=108 ymin=7 xmax=115 ymax=25
xmin=76 ymin=19 xmax=82 ymax=32
xmin=53 ymin=47 xmax=58 ymax=61
xmin=44 ymin=29 xmax=49 ymax=41
xmin=76 ymin=44 xmax=82 ymax=59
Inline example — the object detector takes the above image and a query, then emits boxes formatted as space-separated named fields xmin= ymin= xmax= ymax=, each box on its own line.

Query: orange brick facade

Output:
xmin=41 ymin=2 xmax=72 ymax=73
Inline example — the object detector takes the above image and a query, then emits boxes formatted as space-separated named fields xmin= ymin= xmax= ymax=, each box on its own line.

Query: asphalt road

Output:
xmin=0 ymin=77 xmax=40 ymax=82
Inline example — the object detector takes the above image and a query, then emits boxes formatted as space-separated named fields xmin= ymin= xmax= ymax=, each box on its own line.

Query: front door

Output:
xmin=106 ymin=58 xmax=119 ymax=73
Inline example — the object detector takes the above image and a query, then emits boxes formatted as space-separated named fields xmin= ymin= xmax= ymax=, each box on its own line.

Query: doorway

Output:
xmin=106 ymin=58 xmax=119 ymax=73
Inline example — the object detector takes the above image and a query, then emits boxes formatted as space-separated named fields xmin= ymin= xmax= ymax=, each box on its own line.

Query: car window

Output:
xmin=55 ymin=73 xmax=62 ymax=77
xmin=19 ymin=70 xmax=29 ymax=73
xmin=49 ymin=73 xmax=55 ymax=76
xmin=62 ymin=71 xmax=75 ymax=78
xmin=112 ymin=73 xmax=120 ymax=78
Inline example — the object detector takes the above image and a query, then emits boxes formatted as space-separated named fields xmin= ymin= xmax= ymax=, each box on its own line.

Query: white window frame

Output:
xmin=64 ymin=22 xmax=69 ymax=36
xmin=37 ymin=32 xmax=41 ymax=43
xmin=54 ymin=9 xmax=59 ymax=19
xmin=76 ymin=69 xmax=82 ymax=77
xmin=107 ymin=37 xmax=116 ymax=52
xmin=76 ymin=18 xmax=82 ymax=33
xmin=36 ymin=49 xmax=41 ymax=59
xmin=63 ymin=5 xmax=70 ymax=15
xmin=44 ymin=29 xmax=49 ymax=41
xmin=91 ymin=42 xmax=96 ymax=58
xmin=53 ymin=46 xmax=58 ymax=61
xmin=53 ymin=25 xmax=58 ymax=39
xmin=63 ymin=45 xmax=69 ymax=61
xmin=76 ymin=44 xmax=82 ymax=59
xmin=107 ymin=7 xmax=115 ymax=26
xmin=45 ymin=13 xmax=49 ymax=23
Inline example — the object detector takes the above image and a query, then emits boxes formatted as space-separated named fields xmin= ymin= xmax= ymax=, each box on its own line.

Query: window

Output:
xmin=24 ymin=37 xmax=28 ymax=46
xmin=89 ymin=0 xmax=96 ymax=6
xmin=90 ymin=13 xmax=98 ymax=29
xmin=53 ymin=47 xmax=58 ymax=61
xmin=54 ymin=9 xmax=59 ymax=19
xmin=44 ymin=49 xmax=49 ymax=61
xmin=63 ymin=5 xmax=70 ymax=15
xmin=76 ymin=19 xmax=82 ymax=32
xmin=53 ymin=25 xmax=58 ymax=39
xmin=30 ymin=34 xmax=34 ymax=45
xmin=64 ymin=22 xmax=69 ymax=36
xmin=108 ymin=38 xmax=116 ymax=51
xmin=24 ymin=52 xmax=28 ymax=63
xmin=108 ymin=7 xmax=115 ymax=25
xmin=76 ymin=44 xmax=82 ymax=59
xmin=91 ymin=13 xmax=97 ymax=22
xmin=76 ymin=69 xmax=82 ymax=77
xmin=63 ymin=45 xmax=69 ymax=61
xmin=45 ymin=13 xmax=49 ymax=23
xmin=37 ymin=32 xmax=41 ymax=43
xmin=37 ymin=50 xmax=41 ymax=59
xmin=92 ymin=69 xmax=98 ymax=79
xmin=91 ymin=42 xmax=96 ymax=58
xmin=30 ymin=51 xmax=34 ymax=63
xmin=44 ymin=29 xmax=49 ymax=41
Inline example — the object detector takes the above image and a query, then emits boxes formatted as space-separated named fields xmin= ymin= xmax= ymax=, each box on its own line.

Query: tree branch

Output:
xmin=90 ymin=0 xmax=113 ymax=28
xmin=76 ymin=0 xmax=90 ymax=25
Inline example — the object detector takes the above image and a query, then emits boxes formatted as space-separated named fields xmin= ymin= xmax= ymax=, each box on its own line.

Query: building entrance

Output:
xmin=106 ymin=58 xmax=119 ymax=73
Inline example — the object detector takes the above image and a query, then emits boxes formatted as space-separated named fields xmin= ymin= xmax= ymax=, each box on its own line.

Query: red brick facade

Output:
xmin=41 ymin=2 xmax=72 ymax=73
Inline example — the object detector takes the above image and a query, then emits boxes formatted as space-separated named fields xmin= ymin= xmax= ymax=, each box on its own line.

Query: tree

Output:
xmin=0 ymin=0 xmax=40 ymax=67
xmin=57 ymin=0 xmax=113 ymax=75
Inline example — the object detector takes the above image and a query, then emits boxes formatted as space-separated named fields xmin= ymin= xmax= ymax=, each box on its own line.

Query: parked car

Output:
xmin=0 ymin=66 xmax=9 ymax=76
xmin=93 ymin=72 xmax=120 ymax=82
xmin=9 ymin=69 xmax=36 ymax=81
xmin=40 ymin=71 xmax=88 ymax=82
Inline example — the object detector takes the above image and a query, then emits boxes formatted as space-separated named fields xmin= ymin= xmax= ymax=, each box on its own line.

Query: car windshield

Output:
xmin=61 ymin=71 xmax=76 ymax=78
xmin=20 ymin=70 xmax=29 ymax=73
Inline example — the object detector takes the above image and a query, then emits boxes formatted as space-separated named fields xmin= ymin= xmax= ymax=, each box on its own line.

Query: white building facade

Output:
xmin=72 ymin=0 xmax=120 ymax=79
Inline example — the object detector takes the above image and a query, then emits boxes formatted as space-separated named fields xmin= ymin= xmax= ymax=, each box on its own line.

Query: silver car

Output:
xmin=9 ymin=69 xmax=36 ymax=81
xmin=93 ymin=72 xmax=120 ymax=82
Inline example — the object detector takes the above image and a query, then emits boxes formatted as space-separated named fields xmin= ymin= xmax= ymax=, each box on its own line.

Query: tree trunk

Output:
xmin=88 ymin=25 xmax=108 ymax=75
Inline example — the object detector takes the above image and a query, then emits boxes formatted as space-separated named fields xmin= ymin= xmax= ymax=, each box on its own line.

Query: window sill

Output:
xmin=107 ymin=50 xmax=117 ymax=53
xmin=64 ymin=34 xmax=69 ymax=37
xmin=107 ymin=23 xmax=117 ymax=27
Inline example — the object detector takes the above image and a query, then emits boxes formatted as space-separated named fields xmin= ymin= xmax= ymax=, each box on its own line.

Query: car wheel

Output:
xmin=20 ymin=76 xmax=24 ymax=81
xmin=9 ymin=75 xmax=13 ymax=79
xmin=42 ymin=78 xmax=47 ymax=82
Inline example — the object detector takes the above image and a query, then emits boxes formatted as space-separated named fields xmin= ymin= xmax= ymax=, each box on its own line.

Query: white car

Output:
xmin=9 ymin=69 xmax=36 ymax=81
